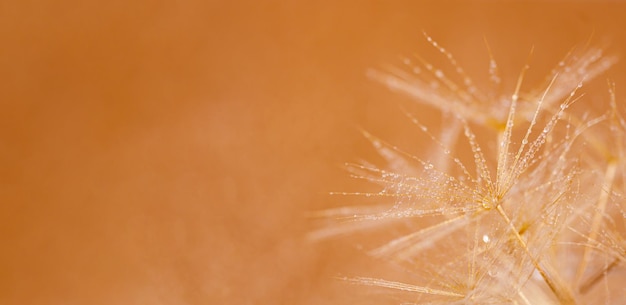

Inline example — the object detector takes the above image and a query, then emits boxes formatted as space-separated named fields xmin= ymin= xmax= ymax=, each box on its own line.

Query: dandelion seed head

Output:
xmin=315 ymin=35 xmax=623 ymax=304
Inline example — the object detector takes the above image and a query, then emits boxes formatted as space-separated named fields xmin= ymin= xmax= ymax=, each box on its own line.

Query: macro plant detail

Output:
xmin=312 ymin=35 xmax=626 ymax=304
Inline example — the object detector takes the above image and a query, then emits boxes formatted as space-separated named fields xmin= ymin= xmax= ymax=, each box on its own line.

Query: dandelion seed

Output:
xmin=313 ymin=36 xmax=622 ymax=304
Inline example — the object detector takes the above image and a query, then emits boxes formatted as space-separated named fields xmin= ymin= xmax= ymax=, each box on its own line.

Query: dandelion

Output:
xmin=312 ymin=35 xmax=625 ymax=304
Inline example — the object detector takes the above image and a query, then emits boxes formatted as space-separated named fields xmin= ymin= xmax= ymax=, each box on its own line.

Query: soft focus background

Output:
xmin=1 ymin=1 xmax=625 ymax=304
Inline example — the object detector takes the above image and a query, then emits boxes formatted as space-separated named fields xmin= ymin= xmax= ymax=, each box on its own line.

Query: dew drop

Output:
xmin=507 ymin=120 xmax=514 ymax=128
xmin=482 ymin=234 xmax=490 ymax=243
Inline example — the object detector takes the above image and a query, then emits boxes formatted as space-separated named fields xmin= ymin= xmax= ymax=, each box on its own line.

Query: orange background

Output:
xmin=1 ymin=1 xmax=625 ymax=304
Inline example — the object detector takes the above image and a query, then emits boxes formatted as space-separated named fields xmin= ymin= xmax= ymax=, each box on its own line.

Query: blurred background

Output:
xmin=1 ymin=1 xmax=625 ymax=304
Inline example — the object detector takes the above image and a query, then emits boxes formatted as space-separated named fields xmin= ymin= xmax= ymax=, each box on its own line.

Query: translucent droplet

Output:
xmin=482 ymin=234 xmax=490 ymax=243
xmin=521 ymin=139 xmax=528 ymax=145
